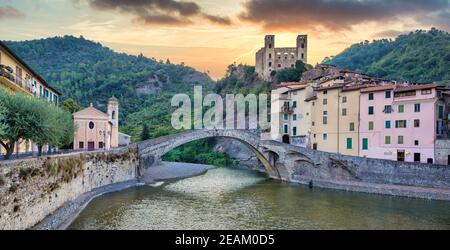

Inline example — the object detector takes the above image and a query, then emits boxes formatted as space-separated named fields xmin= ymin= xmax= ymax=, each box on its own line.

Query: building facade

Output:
xmin=73 ymin=97 xmax=119 ymax=151
xmin=359 ymin=84 xmax=444 ymax=164
xmin=255 ymin=35 xmax=307 ymax=80
xmin=270 ymin=82 xmax=314 ymax=147
xmin=0 ymin=41 xmax=61 ymax=156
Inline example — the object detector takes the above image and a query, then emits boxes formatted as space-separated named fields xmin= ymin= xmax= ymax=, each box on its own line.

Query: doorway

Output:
xmin=414 ymin=153 xmax=420 ymax=162
xmin=313 ymin=143 xmax=318 ymax=150
xmin=88 ymin=141 xmax=95 ymax=151
xmin=282 ymin=135 xmax=291 ymax=144
xmin=397 ymin=150 xmax=405 ymax=162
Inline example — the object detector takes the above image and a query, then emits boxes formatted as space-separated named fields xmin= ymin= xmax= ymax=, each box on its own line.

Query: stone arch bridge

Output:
xmin=137 ymin=129 xmax=322 ymax=180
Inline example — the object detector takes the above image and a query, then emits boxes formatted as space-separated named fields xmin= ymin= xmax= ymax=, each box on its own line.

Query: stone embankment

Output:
xmin=0 ymin=144 xmax=210 ymax=230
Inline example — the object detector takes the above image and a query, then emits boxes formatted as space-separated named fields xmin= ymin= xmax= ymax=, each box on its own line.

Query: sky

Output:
xmin=0 ymin=0 xmax=449 ymax=79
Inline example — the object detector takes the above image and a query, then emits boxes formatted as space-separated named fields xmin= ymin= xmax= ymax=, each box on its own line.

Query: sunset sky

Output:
xmin=1 ymin=0 xmax=449 ymax=79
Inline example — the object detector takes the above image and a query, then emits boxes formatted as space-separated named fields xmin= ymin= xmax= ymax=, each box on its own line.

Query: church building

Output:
xmin=73 ymin=97 xmax=120 ymax=151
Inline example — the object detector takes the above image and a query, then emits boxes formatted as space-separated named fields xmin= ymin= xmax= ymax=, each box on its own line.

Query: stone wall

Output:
xmin=260 ymin=140 xmax=450 ymax=190
xmin=435 ymin=140 xmax=450 ymax=165
xmin=0 ymin=146 xmax=138 ymax=230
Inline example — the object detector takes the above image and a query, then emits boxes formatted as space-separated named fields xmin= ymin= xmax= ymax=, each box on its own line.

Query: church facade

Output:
xmin=73 ymin=97 xmax=120 ymax=151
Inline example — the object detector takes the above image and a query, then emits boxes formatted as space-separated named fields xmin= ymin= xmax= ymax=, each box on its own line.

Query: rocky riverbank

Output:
xmin=33 ymin=161 xmax=211 ymax=230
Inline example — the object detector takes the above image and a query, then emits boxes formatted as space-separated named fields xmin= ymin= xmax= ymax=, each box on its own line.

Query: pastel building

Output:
xmin=359 ymin=84 xmax=445 ymax=163
xmin=0 ymin=41 xmax=61 ymax=156
xmin=270 ymin=82 xmax=314 ymax=147
xmin=73 ymin=97 xmax=121 ymax=151
xmin=310 ymin=78 xmax=364 ymax=156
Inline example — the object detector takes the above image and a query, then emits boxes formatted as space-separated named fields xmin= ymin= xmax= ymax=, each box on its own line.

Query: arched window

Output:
xmin=268 ymin=62 xmax=272 ymax=67
xmin=89 ymin=121 xmax=95 ymax=129
xmin=112 ymin=110 xmax=116 ymax=120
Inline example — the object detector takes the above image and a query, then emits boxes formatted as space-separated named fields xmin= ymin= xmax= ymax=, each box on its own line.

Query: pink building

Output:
xmin=359 ymin=84 xmax=446 ymax=164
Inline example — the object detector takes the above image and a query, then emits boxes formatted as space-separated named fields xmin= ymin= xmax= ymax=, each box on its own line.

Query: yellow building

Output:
xmin=0 ymin=41 xmax=61 ymax=157
xmin=309 ymin=79 xmax=364 ymax=156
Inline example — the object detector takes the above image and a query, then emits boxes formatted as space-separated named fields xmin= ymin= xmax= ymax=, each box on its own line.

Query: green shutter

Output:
xmin=362 ymin=138 xmax=368 ymax=150
xmin=346 ymin=138 xmax=352 ymax=149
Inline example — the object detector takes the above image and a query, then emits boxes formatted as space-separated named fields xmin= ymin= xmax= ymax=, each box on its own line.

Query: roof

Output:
xmin=314 ymin=83 xmax=345 ymax=91
xmin=394 ymin=83 xmax=437 ymax=93
xmin=341 ymin=84 xmax=375 ymax=92
xmin=278 ymin=81 xmax=307 ymax=87
xmin=0 ymin=40 xmax=61 ymax=95
xmin=73 ymin=106 xmax=109 ymax=119
xmin=304 ymin=96 xmax=317 ymax=102
xmin=360 ymin=84 xmax=396 ymax=93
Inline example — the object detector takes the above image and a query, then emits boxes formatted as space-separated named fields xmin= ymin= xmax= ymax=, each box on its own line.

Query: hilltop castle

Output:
xmin=255 ymin=35 xmax=308 ymax=80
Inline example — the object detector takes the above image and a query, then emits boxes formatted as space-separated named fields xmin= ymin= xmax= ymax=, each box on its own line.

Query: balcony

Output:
xmin=281 ymin=104 xmax=294 ymax=114
xmin=0 ymin=65 xmax=33 ymax=95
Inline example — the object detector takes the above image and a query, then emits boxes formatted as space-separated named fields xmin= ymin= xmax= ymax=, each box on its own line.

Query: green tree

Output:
xmin=61 ymin=98 xmax=82 ymax=113
xmin=275 ymin=60 xmax=308 ymax=83
xmin=141 ymin=123 xmax=151 ymax=141
xmin=0 ymin=89 xmax=74 ymax=158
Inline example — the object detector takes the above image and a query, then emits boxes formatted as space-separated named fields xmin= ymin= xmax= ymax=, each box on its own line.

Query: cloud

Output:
xmin=238 ymin=0 xmax=450 ymax=31
xmin=83 ymin=0 xmax=232 ymax=26
xmin=0 ymin=6 xmax=25 ymax=19
xmin=371 ymin=30 xmax=408 ymax=38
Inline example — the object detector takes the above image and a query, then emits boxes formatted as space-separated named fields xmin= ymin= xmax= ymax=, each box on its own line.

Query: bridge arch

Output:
xmin=137 ymin=129 xmax=281 ymax=178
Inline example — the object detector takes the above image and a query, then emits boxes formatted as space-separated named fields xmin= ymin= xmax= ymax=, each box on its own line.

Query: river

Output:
xmin=69 ymin=167 xmax=450 ymax=230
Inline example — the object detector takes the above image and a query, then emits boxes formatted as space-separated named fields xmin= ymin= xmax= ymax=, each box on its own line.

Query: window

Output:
xmin=323 ymin=116 xmax=328 ymax=125
xmin=99 ymin=142 xmax=104 ymax=149
xmin=368 ymin=121 xmax=374 ymax=130
xmin=342 ymin=108 xmax=347 ymax=116
xmin=79 ymin=142 xmax=84 ymax=149
xmin=301 ymin=53 xmax=304 ymax=59
xmin=439 ymin=105 xmax=444 ymax=119
xmin=293 ymin=127 xmax=297 ymax=136
xmin=346 ymin=138 xmax=352 ymax=149
xmin=414 ymin=104 xmax=421 ymax=112
xmin=398 ymin=104 xmax=404 ymax=113
xmin=278 ymin=64 xmax=281 ymax=68
xmin=395 ymin=91 xmax=416 ymax=98
xmin=268 ymin=43 xmax=272 ymax=49
xmin=312 ymin=121 xmax=315 ymax=126
xmin=268 ymin=62 xmax=272 ymax=67
xmin=384 ymin=105 xmax=392 ymax=113
xmin=283 ymin=114 xmax=288 ymax=121
xmin=368 ymin=93 xmax=374 ymax=100
xmin=385 ymin=120 xmax=391 ymax=129
xmin=414 ymin=140 xmax=419 ymax=146
xmin=89 ymin=121 xmax=95 ymax=129
xmin=342 ymin=96 xmax=347 ymax=103
xmin=293 ymin=114 xmax=297 ymax=121
xmin=385 ymin=136 xmax=391 ymax=145
xmin=284 ymin=124 xmax=288 ymax=134
xmin=293 ymin=101 xmax=297 ymax=108
xmin=323 ymin=134 xmax=328 ymax=140
xmin=349 ymin=122 xmax=355 ymax=131
xmin=362 ymin=138 xmax=368 ymax=150
xmin=414 ymin=153 xmax=421 ymax=162
xmin=398 ymin=136 xmax=404 ymax=144
xmin=293 ymin=91 xmax=298 ymax=95
xmin=323 ymin=90 xmax=328 ymax=95
xmin=385 ymin=91 xmax=391 ymax=98
xmin=112 ymin=110 xmax=116 ymax=120
xmin=323 ymin=98 xmax=328 ymax=105
xmin=269 ymin=53 xmax=272 ymax=59
xmin=414 ymin=119 xmax=420 ymax=128
xmin=301 ymin=43 xmax=304 ymax=49
xmin=368 ymin=106 xmax=374 ymax=115
xmin=421 ymin=89 xmax=432 ymax=95
xmin=395 ymin=120 xmax=407 ymax=128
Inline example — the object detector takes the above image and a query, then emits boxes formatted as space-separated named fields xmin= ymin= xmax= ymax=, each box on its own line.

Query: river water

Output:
xmin=69 ymin=167 xmax=450 ymax=230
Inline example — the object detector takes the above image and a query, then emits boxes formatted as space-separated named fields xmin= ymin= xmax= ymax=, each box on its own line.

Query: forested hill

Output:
xmin=4 ymin=35 xmax=214 ymax=138
xmin=323 ymin=29 xmax=450 ymax=83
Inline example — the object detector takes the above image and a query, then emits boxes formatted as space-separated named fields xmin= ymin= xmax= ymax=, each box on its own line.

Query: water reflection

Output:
xmin=69 ymin=167 xmax=450 ymax=230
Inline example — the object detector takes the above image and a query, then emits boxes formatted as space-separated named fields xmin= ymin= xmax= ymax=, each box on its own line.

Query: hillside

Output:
xmin=323 ymin=29 xmax=450 ymax=83
xmin=4 ymin=36 xmax=214 ymax=138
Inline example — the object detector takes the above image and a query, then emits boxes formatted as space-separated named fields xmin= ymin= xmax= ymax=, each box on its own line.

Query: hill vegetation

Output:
xmin=323 ymin=28 xmax=450 ymax=83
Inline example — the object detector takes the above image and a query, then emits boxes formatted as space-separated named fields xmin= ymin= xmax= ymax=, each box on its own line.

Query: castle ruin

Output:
xmin=255 ymin=35 xmax=308 ymax=80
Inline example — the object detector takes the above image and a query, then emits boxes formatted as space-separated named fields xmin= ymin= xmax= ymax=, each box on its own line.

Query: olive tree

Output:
xmin=0 ymin=88 xmax=75 ymax=159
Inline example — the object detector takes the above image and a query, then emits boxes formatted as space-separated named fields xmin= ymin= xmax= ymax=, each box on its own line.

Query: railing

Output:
xmin=0 ymin=65 xmax=34 ymax=93
xmin=281 ymin=104 xmax=294 ymax=114
xmin=0 ymin=149 xmax=86 ymax=161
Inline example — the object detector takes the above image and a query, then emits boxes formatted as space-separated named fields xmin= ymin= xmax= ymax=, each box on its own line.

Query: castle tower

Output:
xmin=296 ymin=35 xmax=308 ymax=64
xmin=264 ymin=35 xmax=275 ymax=78
xmin=107 ymin=96 xmax=119 ymax=148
